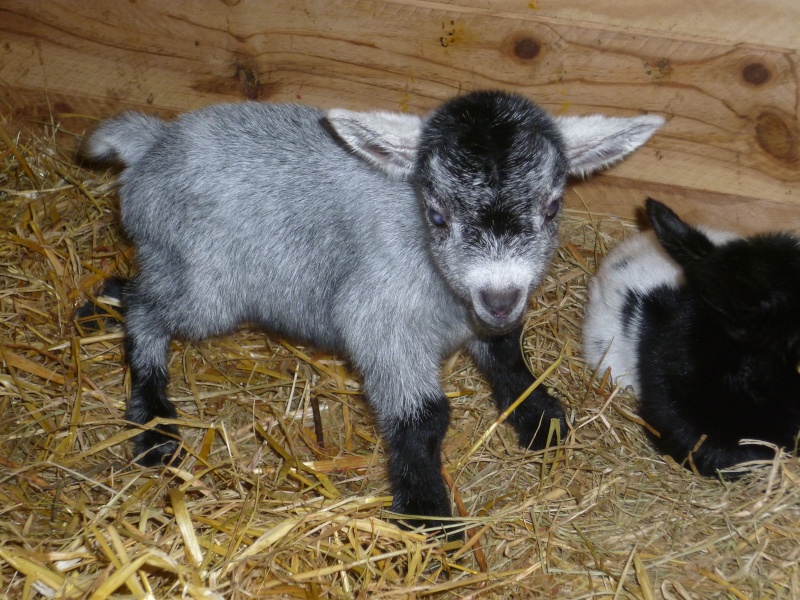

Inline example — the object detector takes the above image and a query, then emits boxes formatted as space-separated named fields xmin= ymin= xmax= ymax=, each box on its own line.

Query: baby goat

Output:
xmin=583 ymin=199 xmax=800 ymax=476
xmin=83 ymin=91 xmax=662 ymax=533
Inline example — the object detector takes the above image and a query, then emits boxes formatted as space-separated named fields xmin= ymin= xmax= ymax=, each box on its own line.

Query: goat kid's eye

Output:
xmin=544 ymin=199 xmax=561 ymax=221
xmin=428 ymin=208 xmax=448 ymax=228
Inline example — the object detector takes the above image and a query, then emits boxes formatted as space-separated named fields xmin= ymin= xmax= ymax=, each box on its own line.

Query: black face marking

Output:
xmin=478 ymin=202 xmax=527 ymax=237
xmin=415 ymin=91 xmax=570 ymax=222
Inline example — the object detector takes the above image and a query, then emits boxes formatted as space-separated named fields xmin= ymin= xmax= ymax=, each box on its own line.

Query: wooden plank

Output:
xmin=451 ymin=1 xmax=800 ymax=51
xmin=0 ymin=0 xmax=798 ymax=231
xmin=565 ymin=176 xmax=800 ymax=234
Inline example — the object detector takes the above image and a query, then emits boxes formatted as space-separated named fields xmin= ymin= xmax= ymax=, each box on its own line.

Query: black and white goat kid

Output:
xmin=583 ymin=199 xmax=800 ymax=476
xmin=82 ymin=91 xmax=662 ymax=533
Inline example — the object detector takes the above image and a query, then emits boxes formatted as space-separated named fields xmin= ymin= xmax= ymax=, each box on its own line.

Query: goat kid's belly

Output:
xmin=133 ymin=239 xmax=472 ymax=363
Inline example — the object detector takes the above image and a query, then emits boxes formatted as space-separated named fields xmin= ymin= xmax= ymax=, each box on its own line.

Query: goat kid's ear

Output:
xmin=554 ymin=113 xmax=665 ymax=177
xmin=647 ymin=198 xmax=744 ymax=321
xmin=646 ymin=198 xmax=715 ymax=268
xmin=326 ymin=109 xmax=424 ymax=180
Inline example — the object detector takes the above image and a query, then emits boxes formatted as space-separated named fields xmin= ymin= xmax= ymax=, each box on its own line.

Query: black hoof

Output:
xmin=391 ymin=496 xmax=463 ymax=541
xmin=394 ymin=514 xmax=464 ymax=542
xmin=513 ymin=388 xmax=567 ymax=450
xmin=132 ymin=426 xmax=184 ymax=467
xmin=75 ymin=277 xmax=127 ymax=332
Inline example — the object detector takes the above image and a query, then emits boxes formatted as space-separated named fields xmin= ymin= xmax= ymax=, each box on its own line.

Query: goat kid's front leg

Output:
xmin=380 ymin=395 xmax=457 ymax=538
xmin=469 ymin=328 xmax=567 ymax=450
xmin=124 ymin=290 xmax=183 ymax=466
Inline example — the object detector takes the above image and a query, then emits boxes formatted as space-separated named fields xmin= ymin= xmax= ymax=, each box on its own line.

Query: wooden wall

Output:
xmin=1 ymin=0 xmax=798 ymax=232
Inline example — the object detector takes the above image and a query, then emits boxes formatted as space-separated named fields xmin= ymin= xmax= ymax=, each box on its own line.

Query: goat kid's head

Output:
xmin=328 ymin=91 xmax=664 ymax=334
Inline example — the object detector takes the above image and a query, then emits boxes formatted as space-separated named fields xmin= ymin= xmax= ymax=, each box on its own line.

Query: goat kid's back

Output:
xmin=88 ymin=104 xmax=446 ymax=354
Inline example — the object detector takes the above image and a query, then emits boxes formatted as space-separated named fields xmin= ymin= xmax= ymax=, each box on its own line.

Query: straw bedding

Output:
xmin=1 ymin=117 xmax=799 ymax=599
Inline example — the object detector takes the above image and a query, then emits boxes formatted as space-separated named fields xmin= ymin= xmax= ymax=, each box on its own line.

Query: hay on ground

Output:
xmin=1 ymin=115 xmax=799 ymax=599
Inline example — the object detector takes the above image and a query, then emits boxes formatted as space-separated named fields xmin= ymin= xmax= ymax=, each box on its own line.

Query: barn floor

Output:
xmin=1 ymin=118 xmax=799 ymax=599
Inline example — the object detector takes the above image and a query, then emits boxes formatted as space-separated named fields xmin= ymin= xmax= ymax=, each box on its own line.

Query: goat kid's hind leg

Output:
xmin=74 ymin=276 xmax=128 ymax=332
xmin=124 ymin=289 xmax=182 ymax=466
xmin=377 ymin=394 xmax=457 ymax=538
xmin=469 ymin=328 xmax=567 ymax=450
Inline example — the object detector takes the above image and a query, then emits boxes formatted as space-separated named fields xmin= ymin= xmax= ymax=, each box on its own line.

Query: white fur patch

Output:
xmin=466 ymin=258 xmax=536 ymax=326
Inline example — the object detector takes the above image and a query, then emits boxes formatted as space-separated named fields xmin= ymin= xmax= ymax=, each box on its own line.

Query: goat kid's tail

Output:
xmin=82 ymin=112 xmax=166 ymax=166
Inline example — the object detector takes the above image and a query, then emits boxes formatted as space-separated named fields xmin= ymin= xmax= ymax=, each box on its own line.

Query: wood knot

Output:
xmin=514 ymin=37 xmax=540 ymax=60
xmin=505 ymin=34 xmax=543 ymax=64
xmin=742 ymin=62 xmax=770 ymax=86
xmin=234 ymin=60 xmax=262 ymax=100
xmin=755 ymin=112 xmax=799 ymax=163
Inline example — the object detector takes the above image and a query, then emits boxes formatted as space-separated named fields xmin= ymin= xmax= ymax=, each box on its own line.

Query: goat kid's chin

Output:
xmin=471 ymin=303 xmax=527 ymax=336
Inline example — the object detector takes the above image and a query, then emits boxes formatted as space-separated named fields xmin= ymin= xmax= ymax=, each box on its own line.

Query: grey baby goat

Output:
xmin=82 ymin=90 xmax=662 ymax=535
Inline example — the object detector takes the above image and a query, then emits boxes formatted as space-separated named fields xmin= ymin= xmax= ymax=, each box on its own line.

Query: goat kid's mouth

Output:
xmin=471 ymin=305 xmax=526 ymax=336
xmin=472 ymin=312 xmax=524 ymax=336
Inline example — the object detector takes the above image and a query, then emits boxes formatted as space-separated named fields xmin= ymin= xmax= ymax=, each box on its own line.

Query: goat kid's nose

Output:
xmin=479 ymin=288 xmax=522 ymax=319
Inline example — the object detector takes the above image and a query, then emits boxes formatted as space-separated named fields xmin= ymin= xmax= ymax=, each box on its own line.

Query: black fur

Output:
xmin=416 ymin=91 xmax=569 ymax=243
xmin=74 ymin=276 xmax=127 ymax=331
xmin=478 ymin=204 xmax=527 ymax=238
xmin=620 ymin=289 xmax=642 ymax=338
xmin=636 ymin=199 xmax=800 ymax=475
xmin=418 ymin=91 xmax=568 ymax=186
xmin=470 ymin=328 xmax=567 ymax=449
xmin=124 ymin=331 xmax=183 ymax=466
xmin=75 ymin=277 xmax=182 ymax=465
xmin=384 ymin=395 xmax=455 ymax=536
xmin=122 ymin=280 xmax=184 ymax=466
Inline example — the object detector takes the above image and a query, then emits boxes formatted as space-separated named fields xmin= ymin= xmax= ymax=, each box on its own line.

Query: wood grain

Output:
xmin=1 ymin=0 xmax=798 ymax=231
